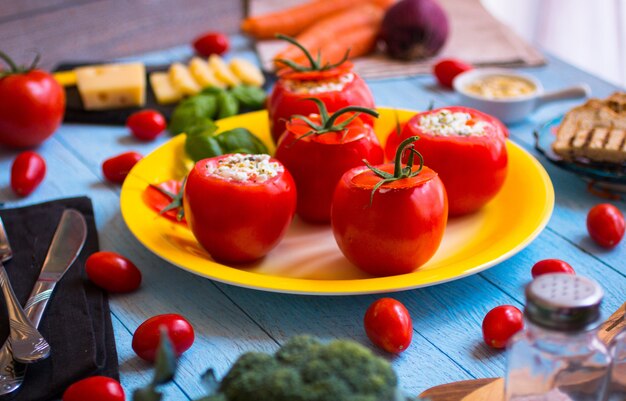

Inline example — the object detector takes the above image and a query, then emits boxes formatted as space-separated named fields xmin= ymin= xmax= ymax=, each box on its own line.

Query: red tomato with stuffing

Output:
xmin=102 ymin=151 xmax=142 ymax=183
xmin=10 ymin=151 xmax=46 ymax=197
xmin=364 ymin=298 xmax=413 ymax=353
xmin=63 ymin=376 xmax=125 ymax=401
xmin=85 ymin=251 xmax=142 ymax=293
xmin=127 ymin=109 xmax=166 ymax=141
xmin=531 ymin=259 xmax=575 ymax=278
xmin=275 ymin=113 xmax=383 ymax=223
xmin=482 ymin=305 xmax=524 ymax=349
xmin=192 ymin=32 xmax=230 ymax=56
xmin=132 ymin=314 xmax=194 ymax=363
xmin=395 ymin=107 xmax=508 ymax=216
xmin=0 ymin=54 xmax=65 ymax=148
xmin=183 ymin=154 xmax=297 ymax=263
xmin=433 ymin=58 xmax=473 ymax=89
xmin=268 ymin=62 xmax=375 ymax=143
xmin=587 ymin=203 xmax=625 ymax=248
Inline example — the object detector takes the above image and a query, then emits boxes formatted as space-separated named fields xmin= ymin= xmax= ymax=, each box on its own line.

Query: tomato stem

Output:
xmin=274 ymin=34 xmax=351 ymax=72
xmin=0 ymin=51 xmax=19 ymax=72
xmin=0 ymin=51 xmax=41 ymax=75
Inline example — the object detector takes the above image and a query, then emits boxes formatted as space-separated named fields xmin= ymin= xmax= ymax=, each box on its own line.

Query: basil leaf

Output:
xmin=214 ymin=128 xmax=268 ymax=155
xmin=216 ymin=91 xmax=239 ymax=119
xmin=231 ymin=85 xmax=267 ymax=110
xmin=168 ymin=94 xmax=218 ymax=135
xmin=185 ymin=134 xmax=223 ymax=162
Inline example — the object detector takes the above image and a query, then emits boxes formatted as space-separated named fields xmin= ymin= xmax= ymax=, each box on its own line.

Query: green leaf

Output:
xmin=133 ymin=386 xmax=162 ymax=401
xmin=214 ymin=128 xmax=268 ymax=156
xmin=169 ymin=94 xmax=218 ymax=135
xmin=200 ymin=368 xmax=220 ymax=394
xmin=185 ymin=133 xmax=224 ymax=162
xmin=216 ymin=91 xmax=239 ymax=119
xmin=230 ymin=85 xmax=267 ymax=110
xmin=201 ymin=86 xmax=226 ymax=96
xmin=152 ymin=327 xmax=178 ymax=386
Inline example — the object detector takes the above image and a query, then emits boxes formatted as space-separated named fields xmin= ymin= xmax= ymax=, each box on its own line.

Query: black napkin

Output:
xmin=0 ymin=197 xmax=118 ymax=401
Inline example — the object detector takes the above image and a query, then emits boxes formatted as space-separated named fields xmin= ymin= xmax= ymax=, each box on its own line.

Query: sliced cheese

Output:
xmin=53 ymin=70 xmax=77 ymax=87
xmin=188 ymin=57 xmax=225 ymax=89
xmin=208 ymin=55 xmax=240 ymax=87
xmin=75 ymin=62 xmax=146 ymax=110
xmin=149 ymin=72 xmax=182 ymax=105
xmin=229 ymin=58 xmax=265 ymax=87
xmin=169 ymin=62 xmax=201 ymax=96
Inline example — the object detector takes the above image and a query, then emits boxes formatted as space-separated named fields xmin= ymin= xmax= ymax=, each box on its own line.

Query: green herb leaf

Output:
xmin=214 ymin=128 xmax=268 ymax=155
xmin=185 ymin=134 xmax=223 ymax=162
xmin=133 ymin=386 xmax=163 ymax=401
xmin=231 ymin=85 xmax=267 ymax=110
xmin=216 ymin=91 xmax=239 ymax=119
xmin=201 ymin=368 xmax=220 ymax=394
xmin=152 ymin=327 xmax=178 ymax=386
xmin=169 ymin=95 xmax=218 ymax=135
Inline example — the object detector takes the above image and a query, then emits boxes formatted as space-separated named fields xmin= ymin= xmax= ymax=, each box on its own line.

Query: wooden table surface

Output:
xmin=1 ymin=27 xmax=625 ymax=401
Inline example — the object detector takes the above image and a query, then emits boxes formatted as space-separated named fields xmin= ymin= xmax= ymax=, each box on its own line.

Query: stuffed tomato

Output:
xmin=388 ymin=107 xmax=508 ymax=216
xmin=268 ymin=36 xmax=375 ymax=143
xmin=332 ymin=137 xmax=448 ymax=276
xmin=183 ymin=154 xmax=296 ymax=264
xmin=275 ymin=99 xmax=383 ymax=223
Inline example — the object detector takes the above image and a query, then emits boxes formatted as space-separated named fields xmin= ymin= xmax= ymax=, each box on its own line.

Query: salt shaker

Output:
xmin=505 ymin=274 xmax=612 ymax=401
xmin=606 ymin=330 xmax=626 ymax=401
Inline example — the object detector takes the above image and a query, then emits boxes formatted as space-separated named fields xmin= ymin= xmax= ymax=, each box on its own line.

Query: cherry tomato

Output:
xmin=433 ymin=58 xmax=473 ymax=89
xmin=142 ymin=179 xmax=186 ymax=224
xmin=85 ymin=251 xmax=142 ymax=293
xmin=132 ymin=314 xmax=194 ymax=363
xmin=10 ymin=151 xmax=46 ymax=197
xmin=63 ymin=376 xmax=125 ymax=401
xmin=183 ymin=154 xmax=297 ymax=263
xmin=102 ymin=151 xmax=142 ymax=183
xmin=587 ymin=203 xmax=625 ymax=248
xmin=531 ymin=259 xmax=575 ymax=278
xmin=364 ymin=298 xmax=413 ymax=353
xmin=482 ymin=305 xmax=524 ymax=349
xmin=192 ymin=32 xmax=230 ymax=57
xmin=268 ymin=61 xmax=375 ymax=143
xmin=0 ymin=53 xmax=65 ymax=148
xmin=126 ymin=109 xmax=166 ymax=141
xmin=394 ymin=107 xmax=508 ymax=216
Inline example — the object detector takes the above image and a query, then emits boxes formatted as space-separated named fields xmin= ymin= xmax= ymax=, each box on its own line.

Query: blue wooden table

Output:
xmin=1 ymin=36 xmax=624 ymax=399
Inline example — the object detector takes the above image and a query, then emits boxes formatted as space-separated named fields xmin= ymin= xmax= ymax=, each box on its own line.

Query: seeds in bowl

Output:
xmin=464 ymin=75 xmax=536 ymax=99
xmin=207 ymin=154 xmax=282 ymax=183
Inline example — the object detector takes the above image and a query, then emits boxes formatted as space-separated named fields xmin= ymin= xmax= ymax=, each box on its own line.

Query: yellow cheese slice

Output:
xmin=188 ymin=57 xmax=225 ymax=89
xmin=208 ymin=55 xmax=240 ymax=87
xmin=75 ymin=62 xmax=146 ymax=110
xmin=169 ymin=63 xmax=201 ymax=96
xmin=149 ymin=72 xmax=182 ymax=105
xmin=229 ymin=58 xmax=265 ymax=87
xmin=53 ymin=70 xmax=77 ymax=87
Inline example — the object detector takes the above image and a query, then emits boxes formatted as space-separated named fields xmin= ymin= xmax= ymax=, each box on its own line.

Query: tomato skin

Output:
xmin=384 ymin=121 xmax=408 ymax=162
xmin=10 ymin=151 xmax=46 ymax=197
xmin=482 ymin=305 xmax=524 ymax=349
xmin=192 ymin=32 xmax=230 ymax=56
xmin=132 ymin=314 xmax=194 ymax=363
xmin=275 ymin=116 xmax=383 ymax=223
xmin=127 ymin=110 xmax=166 ymax=141
xmin=397 ymin=107 xmax=508 ymax=216
xmin=364 ymin=298 xmax=413 ymax=354
xmin=587 ymin=203 xmax=625 ymax=248
xmin=183 ymin=156 xmax=297 ymax=263
xmin=63 ymin=376 xmax=125 ymax=401
xmin=331 ymin=164 xmax=447 ymax=276
xmin=433 ymin=58 xmax=473 ymax=89
xmin=102 ymin=151 xmax=143 ymax=183
xmin=85 ymin=252 xmax=142 ymax=293
xmin=0 ymin=69 xmax=65 ymax=148
xmin=531 ymin=259 xmax=575 ymax=278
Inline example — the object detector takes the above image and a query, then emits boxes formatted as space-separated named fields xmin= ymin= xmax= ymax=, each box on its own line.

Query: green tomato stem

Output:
xmin=0 ymin=51 xmax=19 ymax=73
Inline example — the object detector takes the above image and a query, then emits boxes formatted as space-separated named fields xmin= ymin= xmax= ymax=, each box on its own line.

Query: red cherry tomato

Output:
xmin=587 ymin=203 xmax=625 ymax=248
xmin=142 ymin=179 xmax=186 ymax=224
xmin=192 ymin=32 xmax=230 ymax=57
xmin=393 ymin=107 xmax=508 ymax=216
xmin=275 ymin=113 xmax=383 ymax=223
xmin=433 ymin=58 xmax=473 ymax=89
xmin=364 ymin=298 xmax=413 ymax=353
xmin=102 ymin=151 xmax=142 ymax=183
xmin=268 ymin=61 xmax=375 ymax=143
xmin=132 ymin=314 xmax=194 ymax=363
xmin=126 ymin=109 xmax=166 ymax=141
xmin=183 ymin=155 xmax=297 ymax=263
xmin=482 ymin=305 xmax=524 ymax=349
xmin=0 ymin=54 xmax=65 ymax=148
xmin=531 ymin=259 xmax=575 ymax=278
xmin=85 ymin=251 xmax=142 ymax=293
xmin=10 ymin=151 xmax=46 ymax=197
xmin=63 ymin=376 xmax=125 ymax=401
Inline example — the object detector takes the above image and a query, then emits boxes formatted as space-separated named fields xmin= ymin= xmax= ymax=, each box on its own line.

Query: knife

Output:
xmin=0 ymin=209 xmax=87 ymax=397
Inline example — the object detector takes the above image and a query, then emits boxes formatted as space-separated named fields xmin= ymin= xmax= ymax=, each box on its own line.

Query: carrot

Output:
xmin=241 ymin=0 xmax=395 ymax=40
xmin=314 ymin=24 xmax=379 ymax=66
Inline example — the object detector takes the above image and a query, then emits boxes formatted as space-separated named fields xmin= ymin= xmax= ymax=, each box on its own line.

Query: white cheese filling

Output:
xmin=284 ymin=73 xmax=354 ymax=94
xmin=207 ymin=154 xmax=281 ymax=183
xmin=418 ymin=109 xmax=488 ymax=136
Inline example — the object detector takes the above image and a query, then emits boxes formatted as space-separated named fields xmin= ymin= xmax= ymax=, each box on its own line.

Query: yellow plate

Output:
xmin=120 ymin=108 xmax=554 ymax=295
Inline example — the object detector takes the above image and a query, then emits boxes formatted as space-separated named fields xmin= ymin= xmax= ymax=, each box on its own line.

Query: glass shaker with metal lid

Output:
xmin=505 ymin=274 xmax=612 ymax=401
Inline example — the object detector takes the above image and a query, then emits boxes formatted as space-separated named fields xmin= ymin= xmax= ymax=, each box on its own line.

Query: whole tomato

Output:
xmin=10 ymin=151 xmax=46 ymax=197
xmin=395 ymin=107 xmax=508 ymax=216
xmin=331 ymin=137 xmax=447 ymax=276
xmin=132 ymin=314 xmax=194 ymax=363
xmin=531 ymin=259 xmax=575 ymax=278
xmin=143 ymin=179 xmax=186 ymax=223
xmin=127 ymin=109 xmax=166 ymax=141
xmin=364 ymin=298 xmax=413 ymax=354
xmin=85 ymin=251 xmax=142 ymax=293
xmin=192 ymin=32 xmax=230 ymax=57
xmin=183 ymin=153 xmax=297 ymax=263
xmin=102 ymin=151 xmax=143 ymax=183
xmin=433 ymin=58 xmax=473 ymax=89
xmin=275 ymin=100 xmax=383 ymax=223
xmin=63 ymin=376 xmax=125 ymax=401
xmin=587 ymin=203 xmax=625 ymax=248
xmin=0 ymin=52 xmax=65 ymax=148
xmin=482 ymin=305 xmax=524 ymax=349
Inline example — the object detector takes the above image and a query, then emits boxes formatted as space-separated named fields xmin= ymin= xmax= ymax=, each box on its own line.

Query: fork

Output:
xmin=0 ymin=216 xmax=50 ymax=364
